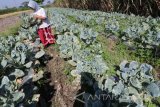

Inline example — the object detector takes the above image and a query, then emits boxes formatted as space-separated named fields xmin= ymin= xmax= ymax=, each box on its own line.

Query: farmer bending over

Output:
xmin=28 ymin=0 xmax=55 ymax=47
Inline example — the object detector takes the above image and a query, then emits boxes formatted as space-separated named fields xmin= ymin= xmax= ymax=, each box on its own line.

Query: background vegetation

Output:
xmin=54 ymin=0 xmax=160 ymax=17
xmin=34 ymin=0 xmax=44 ymax=3
xmin=0 ymin=7 xmax=29 ymax=15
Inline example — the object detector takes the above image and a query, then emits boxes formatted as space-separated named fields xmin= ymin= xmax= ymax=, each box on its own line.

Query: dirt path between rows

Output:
xmin=45 ymin=46 xmax=81 ymax=107
xmin=0 ymin=10 xmax=31 ymax=33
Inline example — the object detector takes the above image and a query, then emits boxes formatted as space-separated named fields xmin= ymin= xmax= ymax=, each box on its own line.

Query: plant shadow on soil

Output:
xmin=35 ymin=54 xmax=56 ymax=107
xmin=73 ymin=72 xmax=134 ymax=107
xmin=44 ymin=46 xmax=81 ymax=107
xmin=37 ymin=72 xmax=56 ymax=107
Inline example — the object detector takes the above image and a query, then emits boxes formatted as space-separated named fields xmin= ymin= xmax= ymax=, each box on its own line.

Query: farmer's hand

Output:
xmin=33 ymin=14 xmax=46 ymax=20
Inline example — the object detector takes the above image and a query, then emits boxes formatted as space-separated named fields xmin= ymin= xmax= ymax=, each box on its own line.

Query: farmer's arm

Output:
xmin=33 ymin=8 xmax=47 ymax=20
xmin=33 ymin=14 xmax=46 ymax=20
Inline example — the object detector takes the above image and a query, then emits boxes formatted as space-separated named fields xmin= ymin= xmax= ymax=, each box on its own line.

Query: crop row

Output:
xmin=49 ymin=8 xmax=160 ymax=107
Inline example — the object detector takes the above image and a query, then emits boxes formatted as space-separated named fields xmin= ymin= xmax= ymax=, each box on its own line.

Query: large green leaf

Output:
xmin=13 ymin=92 xmax=25 ymax=102
xmin=104 ymin=78 xmax=115 ymax=92
xmin=130 ymin=77 xmax=142 ymax=89
xmin=146 ymin=83 xmax=160 ymax=97
xmin=9 ymin=69 xmax=25 ymax=78
xmin=1 ymin=58 xmax=7 ymax=68
xmin=112 ymin=80 xmax=124 ymax=96
xmin=35 ymin=50 xmax=45 ymax=58
xmin=0 ymin=76 xmax=10 ymax=88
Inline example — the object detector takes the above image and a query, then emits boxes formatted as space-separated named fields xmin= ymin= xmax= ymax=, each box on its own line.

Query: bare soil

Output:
xmin=46 ymin=46 xmax=81 ymax=107
xmin=0 ymin=10 xmax=30 ymax=33
xmin=0 ymin=15 xmax=20 ymax=32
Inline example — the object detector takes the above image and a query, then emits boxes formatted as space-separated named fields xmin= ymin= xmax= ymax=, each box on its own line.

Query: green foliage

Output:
xmin=101 ymin=61 xmax=159 ymax=106
xmin=79 ymin=28 xmax=98 ymax=45
xmin=0 ymin=7 xmax=29 ymax=16
xmin=49 ymin=7 xmax=160 ymax=106
xmin=34 ymin=0 xmax=44 ymax=3
xmin=56 ymin=32 xmax=81 ymax=58
xmin=98 ymin=36 xmax=139 ymax=76
xmin=0 ymin=13 xmax=46 ymax=106
xmin=92 ymin=61 xmax=160 ymax=107
xmin=64 ymin=63 xmax=75 ymax=83
xmin=51 ymin=8 xmax=160 ymax=49
xmin=145 ymin=102 xmax=157 ymax=107
xmin=1 ymin=7 xmax=160 ymax=107
xmin=0 ymin=22 xmax=21 ymax=36
xmin=54 ymin=0 xmax=160 ymax=17
xmin=51 ymin=7 xmax=160 ymax=69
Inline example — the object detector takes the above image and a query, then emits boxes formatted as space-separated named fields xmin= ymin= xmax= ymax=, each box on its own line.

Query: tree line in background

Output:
xmin=34 ymin=0 xmax=44 ymax=3
xmin=54 ymin=0 xmax=160 ymax=17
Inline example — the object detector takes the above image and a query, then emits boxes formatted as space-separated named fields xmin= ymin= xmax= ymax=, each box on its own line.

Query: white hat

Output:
xmin=28 ymin=0 xmax=40 ymax=11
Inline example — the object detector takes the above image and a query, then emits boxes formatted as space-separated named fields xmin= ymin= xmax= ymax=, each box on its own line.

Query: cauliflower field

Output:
xmin=0 ymin=8 xmax=160 ymax=107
